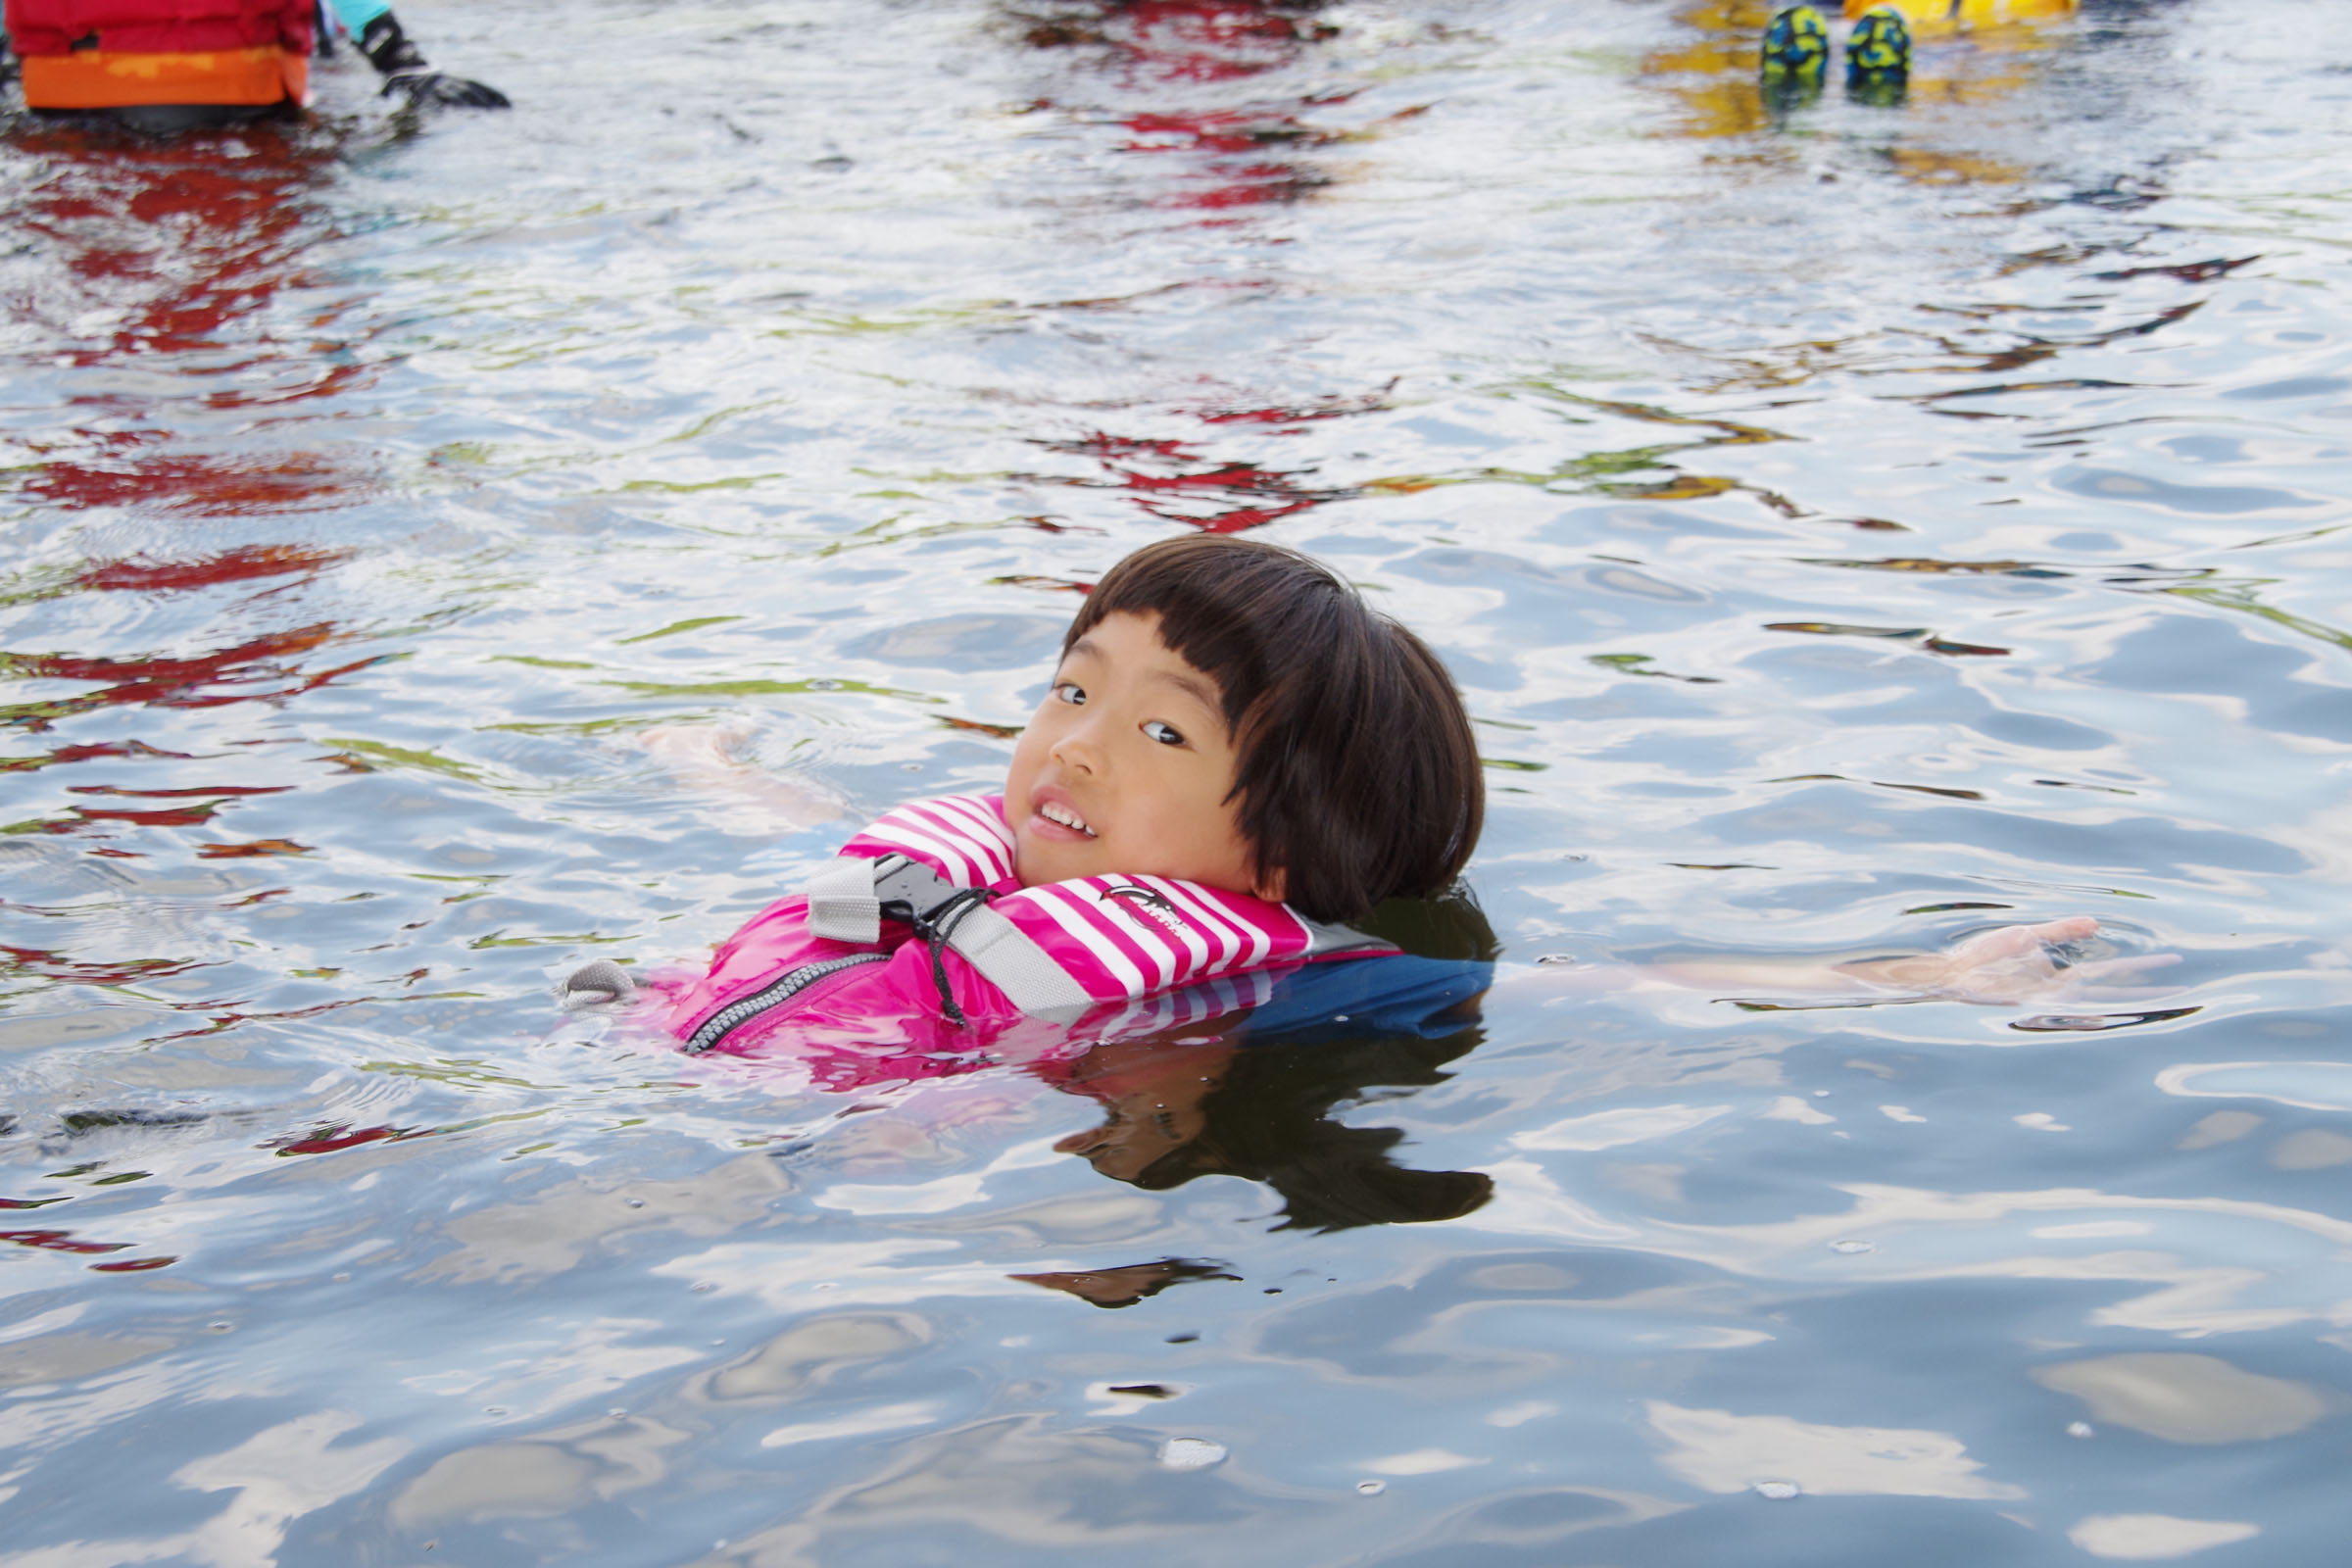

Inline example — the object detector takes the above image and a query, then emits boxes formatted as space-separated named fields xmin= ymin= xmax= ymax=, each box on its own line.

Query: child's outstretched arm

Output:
xmin=1647 ymin=917 xmax=2180 ymax=1004
xmin=635 ymin=720 xmax=847 ymax=832
xmin=1493 ymin=917 xmax=2180 ymax=1010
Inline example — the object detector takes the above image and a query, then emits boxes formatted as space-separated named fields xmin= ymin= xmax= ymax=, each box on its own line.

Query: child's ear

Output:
xmin=1253 ymin=865 xmax=1288 ymax=904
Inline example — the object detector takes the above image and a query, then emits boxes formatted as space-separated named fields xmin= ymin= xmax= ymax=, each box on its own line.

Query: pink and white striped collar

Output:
xmin=841 ymin=793 xmax=1020 ymax=891
xmin=838 ymin=794 xmax=1389 ymax=1004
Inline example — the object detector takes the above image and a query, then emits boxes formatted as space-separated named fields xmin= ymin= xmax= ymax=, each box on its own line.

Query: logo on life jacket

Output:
xmin=1100 ymin=883 xmax=1187 ymax=934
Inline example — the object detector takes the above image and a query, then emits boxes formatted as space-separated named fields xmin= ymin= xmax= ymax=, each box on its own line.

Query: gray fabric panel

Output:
xmin=1295 ymin=915 xmax=1393 ymax=957
xmin=805 ymin=855 xmax=885 ymax=944
xmin=947 ymin=906 xmax=1095 ymax=1020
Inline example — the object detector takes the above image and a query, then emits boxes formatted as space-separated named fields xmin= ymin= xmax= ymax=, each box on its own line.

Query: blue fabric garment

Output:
xmin=322 ymin=0 xmax=391 ymax=37
xmin=1236 ymin=955 xmax=1492 ymax=1045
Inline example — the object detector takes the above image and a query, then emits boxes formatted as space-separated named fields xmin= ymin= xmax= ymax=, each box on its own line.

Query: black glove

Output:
xmin=359 ymin=12 xmax=509 ymax=109
xmin=381 ymin=71 xmax=510 ymax=108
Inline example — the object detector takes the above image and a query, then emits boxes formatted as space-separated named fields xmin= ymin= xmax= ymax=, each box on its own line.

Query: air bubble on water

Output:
xmin=625 ymin=1198 xmax=644 ymax=1208
xmin=1534 ymin=954 xmax=1575 ymax=966
xmin=1829 ymin=1239 xmax=1875 ymax=1254
xmin=1355 ymin=1480 xmax=1386 ymax=1495
xmin=2067 ymin=1421 xmax=2095 ymax=1439
xmin=1158 ymin=1437 xmax=1226 ymax=1470
xmin=1752 ymin=1480 xmax=1801 ymax=1500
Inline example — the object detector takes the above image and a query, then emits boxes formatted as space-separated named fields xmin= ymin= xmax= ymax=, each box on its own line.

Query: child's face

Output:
xmin=1003 ymin=611 xmax=1276 ymax=900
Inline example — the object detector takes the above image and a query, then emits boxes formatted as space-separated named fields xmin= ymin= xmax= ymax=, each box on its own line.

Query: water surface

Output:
xmin=3 ymin=1 xmax=2350 ymax=1563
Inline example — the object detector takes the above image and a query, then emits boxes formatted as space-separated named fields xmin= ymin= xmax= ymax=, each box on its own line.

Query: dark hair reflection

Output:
xmin=1047 ymin=886 xmax=1497 ymax=1231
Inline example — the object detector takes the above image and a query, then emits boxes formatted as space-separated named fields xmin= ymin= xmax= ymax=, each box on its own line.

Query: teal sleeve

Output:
xmin=324 ymin=0 xmax=393 ymax=36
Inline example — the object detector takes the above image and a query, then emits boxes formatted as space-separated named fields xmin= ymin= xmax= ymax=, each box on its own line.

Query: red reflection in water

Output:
xmin=7 ymin=124 xmax=373 ymax=538
xmin=1115 ymin=105 xmax=1339 ymax=209
xmin=31 ymin=456 xmax=353 ymax=516
xmin=0 ymin=1228 xmax=130 ymax=1256
xmin=66 ymin=784 xmax=291 ymax=797
xmin=1006 ymin=4 xmax=1392 ymax=530
xmin=195 ymin=839 xmax=312 ymax=858
xmin=1118 ymin=105 xmax=1334 ymax=156
xmin=17 ymin=621 xmax=331 ymax=694
xmin=1165 ymin=161 xmax=1325 ymax=210
xmin=1030 ymin=431 xmax=1352 ymax=532
xmin=5 ymin=621 xmax=379 ymax=730
xmin=11 ymin=122 xmax=343 ymax=371
xmin=1019 ymin=0 xmax=1335 ymax=82
xmin=0 ymin=943 xmax=213 ymax=986
xmin=270 ymin=1124 xmax=421 ymax=1156
xmin=1022 ymin=1 xmax=1344 ymax=210
xmin=0 ymin=740 xmax=193 ymax=773
xmin=44 ymin=802 xmax=223 ymax=829
xmin=1199 ymin=384 xmax=1392 ymax=425
xmin=143 ymin=994 xmax=376 ymax=1043
xmin=74 ymin=545 xmax=351 ymax=593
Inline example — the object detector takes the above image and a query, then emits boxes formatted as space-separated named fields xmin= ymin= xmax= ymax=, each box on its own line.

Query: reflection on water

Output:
xmin=4 ymin=0 xmax=2352 ymax=1562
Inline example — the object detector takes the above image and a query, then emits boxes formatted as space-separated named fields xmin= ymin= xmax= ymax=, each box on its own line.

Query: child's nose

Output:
xmin=1050 ymin=716 xmax=1108 ymax=772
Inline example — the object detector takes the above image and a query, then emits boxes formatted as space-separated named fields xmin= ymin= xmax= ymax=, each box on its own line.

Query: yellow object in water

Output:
xmin=1842 ymin=0 xmax=2076 ymax=30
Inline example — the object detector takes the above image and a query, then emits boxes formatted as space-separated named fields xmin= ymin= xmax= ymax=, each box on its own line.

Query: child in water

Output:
xmin=572 ymin=534 xmax=2148 ymax=1074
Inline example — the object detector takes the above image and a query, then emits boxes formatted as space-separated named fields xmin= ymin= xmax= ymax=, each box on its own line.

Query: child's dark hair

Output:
xmin=1066 ymin=534 xmax=1483 ymax=924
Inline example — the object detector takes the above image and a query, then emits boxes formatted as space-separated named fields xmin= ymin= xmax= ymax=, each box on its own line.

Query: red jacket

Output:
xmin=4 ymin=0 xmax=314 ymax=58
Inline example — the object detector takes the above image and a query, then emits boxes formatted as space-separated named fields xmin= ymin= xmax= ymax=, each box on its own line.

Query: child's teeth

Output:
xmin=1042 ymin=803 xmax=1095 ymax=837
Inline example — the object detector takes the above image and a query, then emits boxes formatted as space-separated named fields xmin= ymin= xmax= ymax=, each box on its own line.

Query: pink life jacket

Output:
xmin=620 ymin=794 xmax=1394 ymax=1077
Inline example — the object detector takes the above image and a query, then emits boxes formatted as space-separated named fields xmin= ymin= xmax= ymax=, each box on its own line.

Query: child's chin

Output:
xmin=1014 ymin=840 xmax=1094 ymax=887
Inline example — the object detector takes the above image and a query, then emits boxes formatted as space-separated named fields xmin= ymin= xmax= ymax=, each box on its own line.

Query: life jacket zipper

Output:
xmin=682 ymin=951 xmax=890 ymax=1055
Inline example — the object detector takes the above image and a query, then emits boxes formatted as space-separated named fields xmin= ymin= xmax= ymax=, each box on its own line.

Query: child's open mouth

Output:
xmin=1035 ymin=800 xmax=1098 ymax=839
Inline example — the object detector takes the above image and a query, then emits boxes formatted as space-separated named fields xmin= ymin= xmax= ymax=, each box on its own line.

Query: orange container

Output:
xmin=21 ymin=45 xmax=309 ymax=109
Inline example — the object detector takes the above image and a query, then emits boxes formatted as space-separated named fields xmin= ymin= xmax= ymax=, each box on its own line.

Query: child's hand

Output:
xmin=1836 ymin=917 xmax=2180 ymax=1004
xmin=632 ymin=720 xmax=846 ymax=830
xmin=638 ymin=718 xmax=759 ymax=772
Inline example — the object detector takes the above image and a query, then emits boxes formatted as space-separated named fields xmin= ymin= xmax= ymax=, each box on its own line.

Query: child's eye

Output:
xmin=1143 ymin=720 xmax=1185 ymax=747
xmin=1054 ymin=682 xmax=1086 ymax=706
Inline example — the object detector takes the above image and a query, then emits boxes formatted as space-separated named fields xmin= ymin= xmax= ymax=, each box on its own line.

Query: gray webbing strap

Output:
xmin=943 ymin=904 xmax=1094 ymax=1021
xmin=806 ymin=855 xmax=891 ymax=944
xmin=802 ymin=855 xmax=1093 ymax=1020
